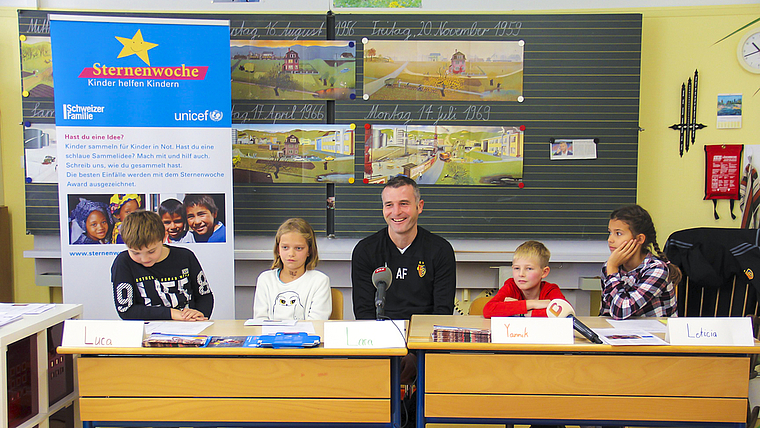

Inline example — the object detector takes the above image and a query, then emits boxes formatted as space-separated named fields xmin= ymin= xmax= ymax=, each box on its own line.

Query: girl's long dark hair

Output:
xmin=610 ymin=204 xmax=682 ymax=286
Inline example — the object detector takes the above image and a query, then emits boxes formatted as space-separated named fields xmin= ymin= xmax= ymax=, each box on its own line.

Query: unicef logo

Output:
xmin=209 ymin=110 xmax=223 ymax=122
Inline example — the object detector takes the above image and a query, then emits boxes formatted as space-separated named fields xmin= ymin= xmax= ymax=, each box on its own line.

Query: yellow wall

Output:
xmin=639 ymin=5 xmax=760 ymax=242
xmin=0 ymin=8 xmax=48 ymax=303
xmin=0 ymin=5 xmax=758 ymax=302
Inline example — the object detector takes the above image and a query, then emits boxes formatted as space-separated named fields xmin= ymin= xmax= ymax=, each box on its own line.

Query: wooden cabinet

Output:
xmin=1 ymin=305 xmax=82 ymax=428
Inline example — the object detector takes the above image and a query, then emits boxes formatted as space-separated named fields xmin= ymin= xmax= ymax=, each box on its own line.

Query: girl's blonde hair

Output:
xmin=271 ymin=218 xmax=319 ymax=271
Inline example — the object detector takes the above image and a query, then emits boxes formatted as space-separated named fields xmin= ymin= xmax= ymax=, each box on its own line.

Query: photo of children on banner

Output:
xmin=158 ymin=198 xmax=195 ymax=244
xmin=110 ymin=194 xmax=143 ymax=244
xmin=183 ymin=194 xmax=226 ymax=243
xmin=704 ymin=144 xmax=743 ymax=220
xmin=69 ymin=197 xmax=113 ymax=244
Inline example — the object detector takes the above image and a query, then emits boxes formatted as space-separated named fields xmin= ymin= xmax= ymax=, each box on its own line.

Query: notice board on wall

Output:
xmin=19 ymin=10 xmax=640 ymax=240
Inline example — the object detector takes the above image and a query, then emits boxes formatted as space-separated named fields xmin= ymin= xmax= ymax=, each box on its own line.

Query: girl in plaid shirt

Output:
xmin=600 ymin=205 xmax=681 ymax=319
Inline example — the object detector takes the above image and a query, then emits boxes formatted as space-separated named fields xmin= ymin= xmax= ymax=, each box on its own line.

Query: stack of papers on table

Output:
xmin=592 ymin=319 xmax=669 ymax=345
xmin=0 ymin=303 xmax=56 ymax=328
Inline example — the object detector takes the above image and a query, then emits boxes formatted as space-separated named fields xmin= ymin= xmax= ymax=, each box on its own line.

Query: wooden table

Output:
xmin=407 ymin=314 xmax=760 ymax=428
xmin=58 ymin=320 xmax=407 ymax=428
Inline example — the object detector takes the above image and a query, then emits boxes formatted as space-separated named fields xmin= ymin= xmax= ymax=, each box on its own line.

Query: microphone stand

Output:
xmin=375 ymin=289 xmax=385 ymax=320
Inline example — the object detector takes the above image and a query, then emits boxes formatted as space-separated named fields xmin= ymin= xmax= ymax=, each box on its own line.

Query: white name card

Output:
xmin=323 ymin=320 xmax=406 ymax=348
xmin=61 ymin=319 xmax=145 ymax=348
xmin=491 ymin=317 xmax=573 ymax=344
xmin=667 ymin=317 xmax=755 ymax=346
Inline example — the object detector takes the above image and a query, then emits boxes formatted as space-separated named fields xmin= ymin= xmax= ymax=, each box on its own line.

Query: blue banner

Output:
xmin=52 ymin=15 xmax=235 ymax=320
xmin=50 ymin=17 xmax=231 ymax=128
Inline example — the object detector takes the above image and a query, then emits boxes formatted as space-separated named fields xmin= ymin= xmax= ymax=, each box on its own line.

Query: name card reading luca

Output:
xmin=323 ymin=320 xmax=406 ymax=349
xmin=667 ymin=317 xmax=755 ymax=346
xmin=61 ymin=319 xmax=144 ymax=348
xmin=491 ymin=317 xmax=573 ymax=344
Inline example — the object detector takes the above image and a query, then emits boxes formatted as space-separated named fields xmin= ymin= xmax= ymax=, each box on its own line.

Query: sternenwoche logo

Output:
xmin=175 ymin=110 xmax=224 ymax=122
xmin=63 ymin=104 xmax=105 ymax=120
xmin=77 ymin=29 xmax=208 ymax=80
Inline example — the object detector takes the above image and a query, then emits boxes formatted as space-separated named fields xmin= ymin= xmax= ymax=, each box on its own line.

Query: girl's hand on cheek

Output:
xmin=607 ymin=239 xmax=639 ymax=272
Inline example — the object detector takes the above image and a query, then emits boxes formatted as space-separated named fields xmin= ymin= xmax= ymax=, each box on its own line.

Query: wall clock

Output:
xmin=738 ymin=28 xmax=760 ymax=74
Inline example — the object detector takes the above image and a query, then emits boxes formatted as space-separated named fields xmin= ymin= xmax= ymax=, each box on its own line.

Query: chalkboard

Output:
xmin=333 ymin=13 xmax=641 ymax=240
xmin=19 ymin=10 xmax=640 ymax=240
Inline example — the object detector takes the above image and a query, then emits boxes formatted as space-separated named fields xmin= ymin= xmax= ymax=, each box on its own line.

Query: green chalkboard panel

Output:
xmin=234 ymin=184 xmax=327 ymax=235
xmin=333 ymin=13 xmax=641 ymax=240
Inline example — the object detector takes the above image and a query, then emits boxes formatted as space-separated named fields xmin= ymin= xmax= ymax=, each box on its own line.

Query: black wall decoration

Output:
xmin=669 ymin=69 xmax=706 ymax=157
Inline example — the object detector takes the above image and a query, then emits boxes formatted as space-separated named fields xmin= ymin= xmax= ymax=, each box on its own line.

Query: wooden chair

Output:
xmin=675 ymin=268 xmax=760 ymax=426
xmin=468 ymin=295 xmax=491 ymax=316
xmin=329 ymin=288 xmax=343 ymax=320
xmin=677 ymin=274 xmax=760 ymax=318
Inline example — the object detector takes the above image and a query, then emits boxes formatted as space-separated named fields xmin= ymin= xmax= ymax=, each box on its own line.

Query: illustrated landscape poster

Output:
xmin=21 ymin=35 xmax=53 ymax=97
xmin=231 ymin=40 xmax=356 ymax=100
xmin=363 ymin=40 xmax=523 ymax=101
xmin=233 ymin=124 xmax=355 ymax=183
xmin=365 ymin=125 xmax=523 ymax=185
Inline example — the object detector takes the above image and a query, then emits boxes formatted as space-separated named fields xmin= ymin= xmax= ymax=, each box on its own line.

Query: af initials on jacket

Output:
xmin=351 ymin=227 xmax=455 ymax=320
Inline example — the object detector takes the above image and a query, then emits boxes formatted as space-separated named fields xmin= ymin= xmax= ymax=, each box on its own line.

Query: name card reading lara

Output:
xmin=491 ymin=317 xmax=573 ymax=344
xmin=667 ymin=317 xmax=755 ymax=346
xmin=323 ymin=320 xmax=406 ymax=349
xmin=61 ymin=319 xmax=144 ymax=348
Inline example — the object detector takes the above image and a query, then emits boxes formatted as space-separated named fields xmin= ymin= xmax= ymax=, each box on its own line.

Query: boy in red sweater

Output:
xmin=483 ymin=240 xmax=566 ymax=318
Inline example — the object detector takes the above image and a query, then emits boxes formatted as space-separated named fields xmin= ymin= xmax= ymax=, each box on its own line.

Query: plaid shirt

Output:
xmin=600 ymin=253 xmax=677 ymax=320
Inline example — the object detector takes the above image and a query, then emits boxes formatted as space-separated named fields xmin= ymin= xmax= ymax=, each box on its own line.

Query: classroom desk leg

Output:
xmin=391 ymin=355 xmax=401 ymax=428
xmin=416 ymin=350 xmax=425 ymax=428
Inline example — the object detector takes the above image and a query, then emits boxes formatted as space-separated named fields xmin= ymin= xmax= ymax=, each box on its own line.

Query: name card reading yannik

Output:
xmin=323 ymin=320 xmax=406 ymax=349
xmin=491 ymin=317 xmax=573 ymax=344
xmin=61 ymin=319 xmax=145 ymax=348
xmin=667 ymin=317 xmax=755 ymax=346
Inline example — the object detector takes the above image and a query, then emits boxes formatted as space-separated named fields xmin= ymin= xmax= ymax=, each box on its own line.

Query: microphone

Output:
xmin=546 ymin=299 xmax=603 ymax=344
xmin=371 ymin=266 xmax=393 ymax=319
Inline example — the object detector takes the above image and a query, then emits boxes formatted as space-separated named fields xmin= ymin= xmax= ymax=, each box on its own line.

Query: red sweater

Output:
xmin=482 ymin=278 xmax=566 ymax=318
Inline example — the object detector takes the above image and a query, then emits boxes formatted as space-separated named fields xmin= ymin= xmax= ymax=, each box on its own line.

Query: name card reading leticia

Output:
xmin=323 ymin=320 xmax=406 ymax=349
xmin=61 ymin=319 xmax=144 ymax=348
xmin=667 ymin=317 xmax=755 ymax=346
xmin=491 ymin=317 xmax=573 ymax=344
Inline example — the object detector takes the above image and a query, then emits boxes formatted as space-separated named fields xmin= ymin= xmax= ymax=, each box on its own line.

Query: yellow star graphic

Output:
xmin=115 ymin=29 xmax=158 ymax=66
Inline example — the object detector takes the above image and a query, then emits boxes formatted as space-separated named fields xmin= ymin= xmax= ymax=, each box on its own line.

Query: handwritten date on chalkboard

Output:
xmin=364 ymin=104 xmax=491 ymax=125
xmin=232 ymin=104 xmax=325 ymax=123
xmin=335 ymin=20 xmax=522 ymax=40
xmin=230 ymin=21 xmax=325 ymax=40
xmin=28 ymin=102 xmax=55 ymax=119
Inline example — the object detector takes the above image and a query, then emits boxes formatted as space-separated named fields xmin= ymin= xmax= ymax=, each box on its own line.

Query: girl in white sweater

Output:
xmin=253 ymin=218 xmax=332 ymax=320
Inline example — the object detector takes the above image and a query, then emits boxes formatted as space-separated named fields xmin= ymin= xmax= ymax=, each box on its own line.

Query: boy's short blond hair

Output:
xmin=513 ymin=240 xmax=551 ymax=268
xmin=121 ymin=210 xmax=165 ymax=250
